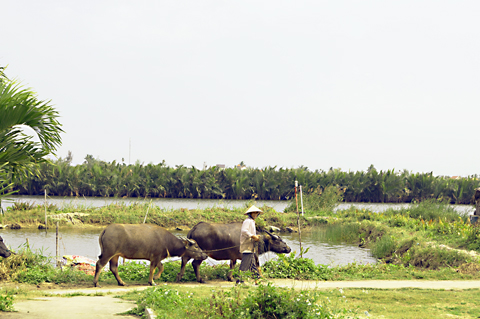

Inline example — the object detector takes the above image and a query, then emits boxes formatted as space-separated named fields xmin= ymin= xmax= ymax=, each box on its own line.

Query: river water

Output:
xmin=0 ymin=227 xmax=377 ymax=267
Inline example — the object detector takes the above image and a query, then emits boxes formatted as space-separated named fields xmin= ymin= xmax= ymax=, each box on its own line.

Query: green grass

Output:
xmin=118 ymin=284 xmax=480 ymax=319
xmin=340 ymin=288 xmax=480 ymax=318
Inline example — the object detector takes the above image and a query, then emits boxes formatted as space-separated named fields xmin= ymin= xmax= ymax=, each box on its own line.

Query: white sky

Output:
xmin=2 ymin=1 xmax=479 ymax=176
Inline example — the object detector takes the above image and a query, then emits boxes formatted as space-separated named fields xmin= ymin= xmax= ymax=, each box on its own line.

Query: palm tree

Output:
xmin=0 ymin=68 xmax=63 ymax=202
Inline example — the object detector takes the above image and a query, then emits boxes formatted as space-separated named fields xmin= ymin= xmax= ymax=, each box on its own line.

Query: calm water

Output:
xmin=0 ymin=227 xmax=377 ymax=267
xmin=3 ymin=195 xmax=475 ymax=214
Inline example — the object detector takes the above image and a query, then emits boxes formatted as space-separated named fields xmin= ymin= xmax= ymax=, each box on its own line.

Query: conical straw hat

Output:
xmin=245 ymin=205 xmax=263 ymax=215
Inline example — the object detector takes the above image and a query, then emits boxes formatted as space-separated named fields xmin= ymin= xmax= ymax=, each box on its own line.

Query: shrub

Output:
xmin=285 ymin=185 xmax=343 ymax=214
xmin=0 ymin=290 xmax=14 ymax=312
xmin=391 ymin=199 xmax=466 ymax=222
xmin=262 ymin=250 xmax=331 ymax=280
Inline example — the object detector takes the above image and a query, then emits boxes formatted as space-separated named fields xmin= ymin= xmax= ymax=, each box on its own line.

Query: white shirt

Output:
xmin=240 ymin=217 xmax=256 ymax=253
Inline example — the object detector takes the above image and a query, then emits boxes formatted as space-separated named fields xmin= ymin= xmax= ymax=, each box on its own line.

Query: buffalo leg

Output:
xmin=227 ymin=259 xmax=237 ymax=282
xmin=192 ymin=259 xmax=205 ymax=283
xmin=149 ymin=259 xmax=162 ymax=286
xmin=109 ymin=256 xmax=126 ymax=286
xmin=153 ymin=262 xmax=164 ymax=281
xmin=93 ymin=254 xmax=113 ymax=287
xmin=176 ymin=255 xmax=191 ymax=282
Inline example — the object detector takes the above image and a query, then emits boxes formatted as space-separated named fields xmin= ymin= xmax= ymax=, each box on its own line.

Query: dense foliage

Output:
xmin=9 ymin=157 xmax=480 ymax=204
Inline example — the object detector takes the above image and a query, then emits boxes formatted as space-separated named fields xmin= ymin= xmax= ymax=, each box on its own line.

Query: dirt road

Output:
xmin=4 ymin=280 xmax=480 ymax=318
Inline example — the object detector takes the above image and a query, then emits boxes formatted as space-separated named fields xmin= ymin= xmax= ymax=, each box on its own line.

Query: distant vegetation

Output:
xmin=7 ymin=155 xmax=480 ymax=204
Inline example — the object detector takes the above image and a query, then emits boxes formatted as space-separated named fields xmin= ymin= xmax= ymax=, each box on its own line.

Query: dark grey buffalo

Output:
xmin=176 ymin=222 xmax=291 ymax=283
xmin=0 ymin=236 xmax=11 ymax=258
xmin=93 ymin=224 xmax=207 ymax=287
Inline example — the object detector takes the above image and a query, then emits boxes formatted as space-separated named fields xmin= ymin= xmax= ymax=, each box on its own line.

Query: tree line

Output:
xmin=8 ymin=156 xmax=479 ymax=204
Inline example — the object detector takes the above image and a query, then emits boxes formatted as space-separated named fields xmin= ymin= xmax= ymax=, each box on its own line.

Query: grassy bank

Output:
xmin=0 ymin=200 xmax=310 ymax=230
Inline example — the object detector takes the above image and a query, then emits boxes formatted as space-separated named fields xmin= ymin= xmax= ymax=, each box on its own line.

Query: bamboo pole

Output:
xmin=300 ymin=185 xmax=304 ymax=216
xmin=143 ymin=200 xmax=152 ymax=224
xmin=44 ymin=190 xmax=47 ymax=232
xmin=56 ymin=222 xmax=59 ymax=267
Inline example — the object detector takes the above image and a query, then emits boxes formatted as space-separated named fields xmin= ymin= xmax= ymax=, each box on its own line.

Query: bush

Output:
xmin=239 ymin=283 xmax=329 ymax=318
xmin=371 ymin=235 xmax=396 ymax=259
xmin=262 ymin=250 xmax=331 ymax=280
xmin=390 ymin=199 xmax=466 ymax=222
xmin=285 ymin=186 xmax=343 ymax=214
xmin=0 ymin=290 xmax=14 ymax=312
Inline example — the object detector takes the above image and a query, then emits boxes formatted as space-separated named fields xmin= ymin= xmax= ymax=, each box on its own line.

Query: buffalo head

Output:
xmin=0 ymin=236 xmax=11 ymax=258
xmin=262 ymin=231 xmax=291 ymax=254
xmin=181 ymin=237 xmax=207 ymax=261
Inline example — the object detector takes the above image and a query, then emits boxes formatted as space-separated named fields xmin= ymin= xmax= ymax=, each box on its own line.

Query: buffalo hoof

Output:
xmin=94 ymin=283 xmax=101 ymax=288
xmin=118 ymin=282 xmax=126 ymax=286
xmin=149 ymin=282 xmax=157 ymax=286
xmin=198 ymin=278 xmax=206 ymax=284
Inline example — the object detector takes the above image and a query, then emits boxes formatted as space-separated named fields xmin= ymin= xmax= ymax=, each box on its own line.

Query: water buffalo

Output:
xmin=176 ymin=222 xmax=291 ymax=283
xmin=0 ymin=236 xmax=11 ymax=258
xmin=93 ymin=224 xmax=207 ymax=287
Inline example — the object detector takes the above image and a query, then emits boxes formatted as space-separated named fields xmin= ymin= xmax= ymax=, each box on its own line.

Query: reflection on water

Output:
xmin=280 ymin=232 xmax=377 ymax=266
xmin=2 ymin=228 xmax=103 ymax=262
xmin=0 ymin=227 xmax=376 ymax=267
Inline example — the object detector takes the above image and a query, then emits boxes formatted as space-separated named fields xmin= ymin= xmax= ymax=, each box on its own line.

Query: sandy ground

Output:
xmin=3 ymin=279 xmax=480 ymax=318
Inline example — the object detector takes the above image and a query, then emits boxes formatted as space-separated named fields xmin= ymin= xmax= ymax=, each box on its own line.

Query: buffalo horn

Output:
xmin=264 ymin=229 xmax=279 ymax=240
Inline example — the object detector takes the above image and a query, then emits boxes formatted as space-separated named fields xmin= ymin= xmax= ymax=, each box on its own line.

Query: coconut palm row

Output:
xmin=9 ymin=159 xmax=480 ymax=204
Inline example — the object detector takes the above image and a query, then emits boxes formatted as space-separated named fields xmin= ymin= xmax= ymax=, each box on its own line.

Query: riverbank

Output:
xmin=0 ymin=203 xmax=317 ymax=232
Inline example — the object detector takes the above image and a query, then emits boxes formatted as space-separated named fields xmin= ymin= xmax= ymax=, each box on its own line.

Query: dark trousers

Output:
xmin=239 ymin=252 xmax=260 ymax=278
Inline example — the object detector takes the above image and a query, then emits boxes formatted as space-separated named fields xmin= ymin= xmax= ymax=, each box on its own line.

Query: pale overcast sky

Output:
xmin=2 ymin=1 xmax=479 ymax=176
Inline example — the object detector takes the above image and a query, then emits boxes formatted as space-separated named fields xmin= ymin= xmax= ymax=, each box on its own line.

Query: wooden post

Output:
xmin=56 ymin=222 xmax=59 ymax=267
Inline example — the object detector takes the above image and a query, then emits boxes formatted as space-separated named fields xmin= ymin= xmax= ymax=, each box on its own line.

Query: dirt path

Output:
xmin=1 ymin=295 xmax=137 ymax=319
xmin=4 ymin=280 xmax=480 ymax=318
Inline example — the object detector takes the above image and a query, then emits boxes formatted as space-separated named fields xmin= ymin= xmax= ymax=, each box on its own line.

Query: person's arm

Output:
xmin=241 ymin=219 xmax=259 ymax=241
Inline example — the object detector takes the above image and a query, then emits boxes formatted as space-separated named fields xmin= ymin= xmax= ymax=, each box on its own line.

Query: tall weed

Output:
xmin=388 ymin=199 xmax=467 ymax=222
xmin=285 ymin=185 xmax=343 ymax=215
